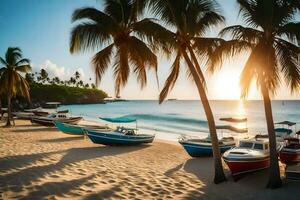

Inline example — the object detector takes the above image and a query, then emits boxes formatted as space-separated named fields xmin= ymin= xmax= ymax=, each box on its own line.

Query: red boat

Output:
xmin=279 ymin=137 xmax=300 ymax=163
xmin=223 ymin=136 xmax=270 ymax=176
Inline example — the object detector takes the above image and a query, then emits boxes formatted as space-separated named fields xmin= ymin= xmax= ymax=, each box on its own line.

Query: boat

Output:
xmin=54 ymin=121 xmax=111 ymax=135
xmin=85 ymin=116 xmax=155 ymax=145
xmin=274 ymin=121 xmax=296 ymax=141
xmin=31 ymin=114 xmax=82 ymax=126
xmin=279 ymin=137 xmax=300 ymax=163
xmin=220 ymin=117 xmax=247 ymax=123
xmin=13 ymin=111 xmax=35 ymax=120
xmin=223 ymin=136 xmax=271 ymax=176
xmin=33 ymin=109 xmax=69 ymax=117
xmin=179 ymin=136 xmax=235 ymax=157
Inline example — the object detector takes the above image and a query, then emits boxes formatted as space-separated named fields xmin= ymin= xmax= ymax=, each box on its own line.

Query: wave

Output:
xmin=123 ymin=114 xmax=208 ymax=127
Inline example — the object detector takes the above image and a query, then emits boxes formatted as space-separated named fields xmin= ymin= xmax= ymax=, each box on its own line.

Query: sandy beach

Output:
xmin=0 ymin=120 xmax=300 ymax=200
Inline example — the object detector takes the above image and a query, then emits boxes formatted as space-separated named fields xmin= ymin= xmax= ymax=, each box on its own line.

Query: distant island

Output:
xmin=11 ymin=69 xmax=108 ymax=109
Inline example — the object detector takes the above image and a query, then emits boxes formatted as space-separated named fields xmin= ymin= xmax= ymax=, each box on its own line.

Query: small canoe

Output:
xmin=179 ymin=137 xmax=235 ymax=157
xmin=85 ymin=127 xmax=155 ymax=145
xmin=54 ymin=121 xmax=110 ymax=135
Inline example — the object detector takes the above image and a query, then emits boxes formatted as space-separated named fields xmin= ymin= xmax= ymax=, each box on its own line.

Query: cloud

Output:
xmin=37 ymin=60 xmax=85 ymax=81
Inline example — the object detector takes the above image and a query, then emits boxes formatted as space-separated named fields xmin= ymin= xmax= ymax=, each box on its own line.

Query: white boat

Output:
xmin=223 ymin=136 xmax=271 ymax=176
xmin=31 ymin=113 xmax=82 ymax=126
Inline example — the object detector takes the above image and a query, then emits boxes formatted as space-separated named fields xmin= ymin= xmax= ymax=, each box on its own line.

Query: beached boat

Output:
xmin=223 ymin=136 xmax=271 ymax=176
xmin=179 ymin=136 xmax=235 ymax=157
xmin=86 ymin=127 xmax=155 ymax=145
xmin=85 ymin=116 xmax=155 ymax=145
xmin=31 ymin=114 xmax=82 ymax=126
xmin=54 ymin=121 xmax=110 ymax=135
xmin=279 ymin=137 xmax=300 ymax=163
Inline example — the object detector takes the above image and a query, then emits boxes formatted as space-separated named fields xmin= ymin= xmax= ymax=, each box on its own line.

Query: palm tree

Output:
xmin=0 ymin=47 xmax=31 ymax=126
xmin=75 ymin=71 xmax=81 ymax=82
xmin=209 ymin=0 xmax=300 ymax=188
xmin=70 ymin=0 xmax=157 ymax=96
xmin=148 ymin=0 xmax=226 ymax=183
xmin=39 ymin=69 xmax=48 ymax=84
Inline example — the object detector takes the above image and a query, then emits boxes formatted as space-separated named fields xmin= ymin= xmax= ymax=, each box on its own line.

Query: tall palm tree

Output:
xmin=0 ymin=47 xmax=31 ymax=126
xmin=147 ymin=0 xmax=226 ymax=183
xmin=70 ymin=0 xmax=158 ymax=96
xmin=209 ymin=0 xmax=300 ymax=188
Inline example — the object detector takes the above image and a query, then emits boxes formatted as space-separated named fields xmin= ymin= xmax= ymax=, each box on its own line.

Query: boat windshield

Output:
xmin=239 ymin=142 xmax=253 ymax=148
xmin=254 ymin=143 xmax=264 ymax=150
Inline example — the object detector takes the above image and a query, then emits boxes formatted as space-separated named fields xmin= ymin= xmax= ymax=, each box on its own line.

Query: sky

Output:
xmin=0 ymin=0 xmax=299 ymax=100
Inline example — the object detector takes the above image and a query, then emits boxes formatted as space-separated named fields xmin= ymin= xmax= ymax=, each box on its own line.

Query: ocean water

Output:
xmin=60 ymin=100 xmax=300 ymax=141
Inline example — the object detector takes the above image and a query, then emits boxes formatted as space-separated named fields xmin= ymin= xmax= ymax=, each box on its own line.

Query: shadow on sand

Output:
xmin=11 ymin=127 xmax=58 ymax=133
xmin=0 ymin=145 xmax=150 ymax=198
xmin=38 ymin=136 xmax=83 ymax=143
xmin=19 ymin=175 xmax=93 ymax=200
xmin=181 ymin=158 xmax=300 ymax=200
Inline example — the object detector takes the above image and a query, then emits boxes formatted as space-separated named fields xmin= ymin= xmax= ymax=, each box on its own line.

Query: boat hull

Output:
xmin=223 ymin=157 xmax=270 ymax=176
xmin=31 ymin=117 xmax=82 ymax=126
xmin=279 ymin=150 xmax=300 ymax=163
xmin=86 ymin=130 xmax=154 ymax=145
xmin=54 ymin=121 xmax=84 ymax=135
xmin=179 ymin=141 xmax=234 ymax=157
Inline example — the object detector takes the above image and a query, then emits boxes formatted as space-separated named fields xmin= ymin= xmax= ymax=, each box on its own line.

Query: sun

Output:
xmin=210 ymin=69 xmax=241 ymax=100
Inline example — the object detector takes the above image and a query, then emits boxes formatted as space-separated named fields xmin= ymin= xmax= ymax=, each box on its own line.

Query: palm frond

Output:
xmin=159 ymin=52 xmax=181 ymax=104
xmin=276 ymin=22 xmax=300 ymax=43
xmin=113 ymin=45 xmax=129 ymax=96
xmin=15 ymin=58 xmax=30 ymax=66
xmin=0 ymin=57 xmax=7 ymax=66
xmin=70 ymin=22 xmax=112 ymax=53
xmin=92 ymin=44 xmax=114 ymax=85
xmin=16 ymin=65 xmax=32 ymax=73
xmin=128 ymin=36 xmax=158 ymax=89
xmin=275 ymin=39 xmax=300 ymax=93
xmin=219 ymin=25 xmax=263 ymax=43
xmin=131 ymin=18 xmax=174 ymax=54
xmin=104 ymin=0 xmax=131 ymax=24
xmin=5 ymin=47 xmax=22 ymax=65
xmin=193 ymin=11 xmax=225 ymax=36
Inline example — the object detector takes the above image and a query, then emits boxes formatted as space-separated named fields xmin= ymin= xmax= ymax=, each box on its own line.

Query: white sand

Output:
xmin=0 ymin=120 xmax=300 ymax=200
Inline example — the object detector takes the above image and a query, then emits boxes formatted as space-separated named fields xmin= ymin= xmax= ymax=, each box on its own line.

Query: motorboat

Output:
xmin=279 ymin=137 xmax=300 ymax=163
xmin=85 ymin=116 xmax=155 ymax=145
xmin=179 ymin=136 xmax=235 ymax=157
xmin=274 ymin=121 xmax=296 ymax=141
xmin=223 ymin=136 xmax=271 ymax=176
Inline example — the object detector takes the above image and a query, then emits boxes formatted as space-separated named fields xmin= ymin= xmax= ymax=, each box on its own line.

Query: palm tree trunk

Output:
xmin=6 ymin=93 xmax=11 ymax=127
xmin=0 ymin=97 xmax=2 ymax=118
xmin=182 ymin=51 xmax=226 ymax=184
xmin=261 ymin=85 xmax=282 ymax=188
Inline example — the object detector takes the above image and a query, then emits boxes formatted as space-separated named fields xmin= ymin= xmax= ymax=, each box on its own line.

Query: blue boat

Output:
xmin=85 ymin=116 xmax=155 ymax=145
xmin=179 ymin=137 xmax=235 ymax=157
xmin=54 ymin=121 xmax=110 ymax=135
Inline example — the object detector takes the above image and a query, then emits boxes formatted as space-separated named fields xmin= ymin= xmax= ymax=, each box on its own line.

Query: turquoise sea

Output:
xmin=60 ymin=100 xmax=300 ymax=141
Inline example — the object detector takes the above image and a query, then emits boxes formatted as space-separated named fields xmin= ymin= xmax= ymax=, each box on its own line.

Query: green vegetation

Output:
xmin=29 ymin=83 xmax=107 ymax=104
xmin=25 ymin=69 xmax=107 ymax=104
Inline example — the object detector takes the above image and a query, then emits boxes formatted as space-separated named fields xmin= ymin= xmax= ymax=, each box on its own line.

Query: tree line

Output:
xmin=25 ymin=69 xmax=96 ymax=89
